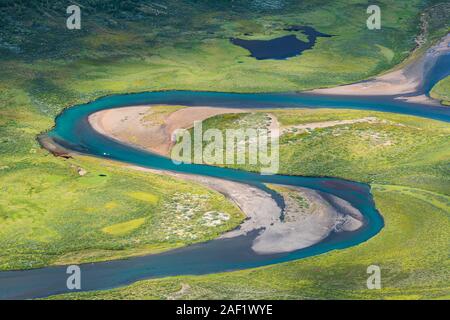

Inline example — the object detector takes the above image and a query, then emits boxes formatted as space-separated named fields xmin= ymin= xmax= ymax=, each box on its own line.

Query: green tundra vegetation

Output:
xmin=1 ymin=0 xmax=448 ymax=111
xmin=0 ymin=153 xmax=244 ymax=270
xmin=431 ymin=76 xmax=450 ymax=105
xmin=50 ymin=188 xmax=450 ymax=300
xmin=51 ymin=110 xmax=450 ymax=300
xmin=0 ymin=0 xmax=449 ymax=298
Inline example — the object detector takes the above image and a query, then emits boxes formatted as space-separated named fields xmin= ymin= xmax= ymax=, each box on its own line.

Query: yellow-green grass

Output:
xmin=48 ymin=186 xmax=450 ymax=300
xmin=47 ymin=108 xmax=450 ymax=299
xmin=431 ymin=76 xmax=450 ymax=106
xmin=0 ymin=0 xmax=449 ymax=298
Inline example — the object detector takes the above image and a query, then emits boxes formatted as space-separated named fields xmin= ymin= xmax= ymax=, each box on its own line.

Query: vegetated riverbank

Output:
xmin=0 ymin=143 xmax=246 ymax=271
xmin=46 ymin=105 xmax=449 ymax=300
xmin=1 ymin=0 xmax=442 ymax=273
xmin=194 ymin=108 xmax=450 ymax=193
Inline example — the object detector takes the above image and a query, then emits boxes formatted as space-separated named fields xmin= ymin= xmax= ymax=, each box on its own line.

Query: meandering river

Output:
xmin=0 ymin=50 xmax=448 ymax=300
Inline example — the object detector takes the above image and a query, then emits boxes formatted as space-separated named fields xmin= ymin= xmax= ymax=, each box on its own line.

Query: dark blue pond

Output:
xmin=230 ymin=26 xmax=332 ymax=60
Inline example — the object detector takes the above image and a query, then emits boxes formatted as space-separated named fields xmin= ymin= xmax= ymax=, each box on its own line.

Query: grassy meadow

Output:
xmin=2 ymin=0 xmax=446 ymax=109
